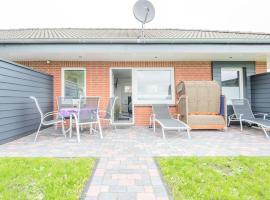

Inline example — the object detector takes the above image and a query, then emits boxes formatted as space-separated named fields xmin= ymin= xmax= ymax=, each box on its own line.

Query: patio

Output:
xmin=1 ymin=126 xmax=270 ymax=200
xmin=1 ymin=126 xmax=270 ymax=157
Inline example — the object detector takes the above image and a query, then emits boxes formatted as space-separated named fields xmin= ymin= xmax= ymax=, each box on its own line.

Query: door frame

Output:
xmin=110 ymin=67 xmax=135 ymax=125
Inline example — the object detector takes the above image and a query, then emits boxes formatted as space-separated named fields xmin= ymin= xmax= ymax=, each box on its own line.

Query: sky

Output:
xmin=1 ymin=0 xmax=270 ymax=33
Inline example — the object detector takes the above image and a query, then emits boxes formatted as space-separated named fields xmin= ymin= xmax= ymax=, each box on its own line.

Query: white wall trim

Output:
xmin=133 ymin=67 xmax=175 ymax=105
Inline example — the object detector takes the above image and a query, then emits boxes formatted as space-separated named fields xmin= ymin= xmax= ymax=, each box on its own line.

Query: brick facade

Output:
xmin=256 ymin=61 xmax=267 ymax=74
xmin=17 ymin=61 xmax=266 ymax=126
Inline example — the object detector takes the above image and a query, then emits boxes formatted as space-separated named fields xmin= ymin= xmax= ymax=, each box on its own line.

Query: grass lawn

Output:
xmin=0 ymin=158 xmax=96 ymax=200
xmin=157 ymin=157 xmax=270 ymax=200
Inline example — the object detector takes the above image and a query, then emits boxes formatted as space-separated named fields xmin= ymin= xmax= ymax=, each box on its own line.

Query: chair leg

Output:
xmin=153 ymin=121 xmax=156 ymax=133
xmin=80 ymin=125 xmax=82 ymax=131
xmin=262 ymin=128 xmax=269 ymax=139
xmin=228 ymin=117 xmax=231 ymax=127
xmin=89 ymin=123 xmax=93 ymax=134
xmin=75 ymin=121 xmax=80 ymax=143
xmin=34 ymin=122 xmax=42 ymax=143
xmin=98 ymin=120 xmax=103 ymax=139
xmin=187 ymin=128 xmax=191 ymax=140
xmin=69 ymin=117 xmax=73 ymax=138
xmin=240 ymin=120 xmax=243 ymax=132
xmin=162 ymin=128 xmax=165 ymax=139
xmin=61 ymin=120 xmax=66 ymax=138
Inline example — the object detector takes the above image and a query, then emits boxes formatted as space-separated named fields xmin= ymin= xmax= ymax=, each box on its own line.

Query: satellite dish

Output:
xmin=133 ymin=0 xmax=155 ymax=40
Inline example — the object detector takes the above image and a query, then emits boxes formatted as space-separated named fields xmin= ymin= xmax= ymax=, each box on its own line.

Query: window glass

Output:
xmin=221 ymin=68 xmax=243 ymax=104
xmin=135 ymin=69 xmax=173 ymax=103
xmin=64 ymin=70 xmax=85 ymax=98
xmin=221 ymin=70 xmax=240 ymax=87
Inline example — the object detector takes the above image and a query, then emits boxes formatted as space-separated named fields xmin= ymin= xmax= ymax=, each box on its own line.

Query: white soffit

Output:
xmin=0 ymin=44 xmax=270 ymax=61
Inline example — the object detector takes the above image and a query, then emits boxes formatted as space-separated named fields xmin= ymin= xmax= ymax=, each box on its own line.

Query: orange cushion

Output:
xmin=189 ymin=112 xmax=219 ymax=115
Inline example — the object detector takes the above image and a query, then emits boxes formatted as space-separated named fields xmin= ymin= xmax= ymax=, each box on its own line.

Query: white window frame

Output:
xmin=133 ymin=68 xmax=175 ymax=105
xmin=61 ymin=68 xmax=86 ymax=98
xmin=221 ymin=67 xmax=244 ymax=104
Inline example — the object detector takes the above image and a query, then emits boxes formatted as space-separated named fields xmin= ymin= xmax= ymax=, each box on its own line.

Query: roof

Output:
xmin=1 ymin=28 xmax=270 ymax=44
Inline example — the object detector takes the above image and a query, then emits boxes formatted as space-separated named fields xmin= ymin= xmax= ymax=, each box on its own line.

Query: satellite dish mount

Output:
xmin=133 ymin=0 xmax=155 ymax=40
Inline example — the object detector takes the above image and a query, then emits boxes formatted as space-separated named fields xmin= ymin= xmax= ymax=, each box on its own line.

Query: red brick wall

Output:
xmin=17 ymin=61 xmax=211 ymax=126
xmin=256 ymin=61 xmax=267 ymax=74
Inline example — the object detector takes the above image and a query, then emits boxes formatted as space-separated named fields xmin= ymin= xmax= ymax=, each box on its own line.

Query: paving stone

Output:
xmin=127 ymin=186 xmax=145 ymax=193
xmin=98 ymin=192 xmax=118 ymax=200
xmin=2 ymin=126 xmax=270 ymax=200
xmin=117 ymin=192 xmax=137 ymax=200
xmin=91 ymin=176 xmax=103 ymax=185
xmin=109 ymin=185 xmax=126 ymax=193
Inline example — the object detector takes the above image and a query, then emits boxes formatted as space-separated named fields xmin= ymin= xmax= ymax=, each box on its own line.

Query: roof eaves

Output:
xmin=1 ymin=38 xmax=270 ymax=44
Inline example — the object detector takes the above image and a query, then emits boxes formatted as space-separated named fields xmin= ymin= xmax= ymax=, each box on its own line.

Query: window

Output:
xmin=221 ymin=68 xmax=243 ymax=104
xmin=62 ymin=69 xmax=85 ymax=98
xmin=133 ymin=68 xmax=174 ymax=104
xmin=124 ymin=86 xmax=132 ymax=93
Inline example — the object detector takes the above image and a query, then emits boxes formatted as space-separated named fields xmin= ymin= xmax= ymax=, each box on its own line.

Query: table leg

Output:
xmin=69 ymin=115 xmax=73 ymax=138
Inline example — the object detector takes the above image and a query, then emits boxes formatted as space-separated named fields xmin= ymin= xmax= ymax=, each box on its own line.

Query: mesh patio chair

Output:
xmin=99 ymin=96 xmax=118 ymax=130
xmin=150 ymin=104 xmax=191 ymax=139
xmin=29 ymin=96 xmax=65 ymax=143
xmin=71 ymin=96 xmax=103 ymax=142
xmin=230 ymin=98 xmax=270 ymax=138
xmin=57 ymin=97 xmax=74 ymax=110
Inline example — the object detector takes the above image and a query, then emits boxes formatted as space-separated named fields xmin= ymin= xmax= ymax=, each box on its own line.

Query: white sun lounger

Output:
xmin=230 ymin=98 xmax=270 ymax=138
xmin=150 ymin=104 xmax=191 ymax=139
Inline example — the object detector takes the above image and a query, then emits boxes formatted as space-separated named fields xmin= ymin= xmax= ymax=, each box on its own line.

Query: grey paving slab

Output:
xmin=1 ymin=125 xmax=270 ymax=200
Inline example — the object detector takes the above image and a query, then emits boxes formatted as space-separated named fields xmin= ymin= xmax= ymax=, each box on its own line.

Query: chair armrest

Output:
xmin=254 ymin=113 xmax=268 ymax=120
xmin=239 ymin=114 xmax=243 ymax=120
xmin=177 ymin=95 xmax=188 ymax=124
xmin=43 ymin=111 xmax=63 ymax=121
xmin=176 ymin=95 xmax=187 ymax=105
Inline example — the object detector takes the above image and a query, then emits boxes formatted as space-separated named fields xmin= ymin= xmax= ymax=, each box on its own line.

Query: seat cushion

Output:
xmin=188 ymin=115 xmax=225 ymax=127
xmin=244 ymin=118 xmax=270 ymax=128
xmin=156 ymin=119 xmax=188 ymax=129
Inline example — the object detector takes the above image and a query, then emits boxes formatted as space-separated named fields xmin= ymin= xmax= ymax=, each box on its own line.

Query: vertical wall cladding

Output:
xmin=0 ymin=60 xmax=53 ymax=143
xmin=251 ymin=72 xmax=270 ymax=116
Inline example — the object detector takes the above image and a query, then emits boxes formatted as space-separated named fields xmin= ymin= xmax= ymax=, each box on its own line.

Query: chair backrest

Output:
xmin=105 ymin=96 xmax=118 ymax=119
xmin=152 ymin=104 xmax=171 ymax=119
xmin=57 ymin=97 xmax=74 ymax=110
xmin=29 ymin=96 xmax=44 ymax=119
xmin=231 ymin=98 xmax=255 ymax=120
xmin=78 ymin=96 xmax=100 ymax=123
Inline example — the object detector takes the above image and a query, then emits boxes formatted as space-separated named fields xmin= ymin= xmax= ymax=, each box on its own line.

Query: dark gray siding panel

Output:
xmin=212 ymin=61 xmax=256 ymax=115
xmin=0 ymin=59 xmax=53 ymax=143
xmin=251 ymin=72 xmax=270 ymax=116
